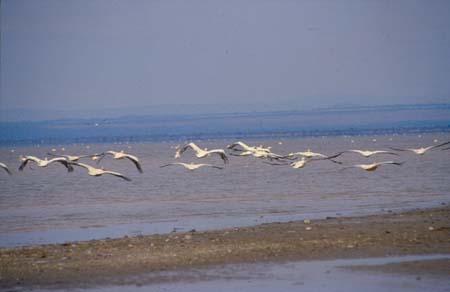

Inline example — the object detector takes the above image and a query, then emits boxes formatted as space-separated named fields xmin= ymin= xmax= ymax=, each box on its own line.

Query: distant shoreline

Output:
xmin=1 ymin=205 xmax=449 ymax=289
xmin=1 ymin=125 xmax=449 ymax=147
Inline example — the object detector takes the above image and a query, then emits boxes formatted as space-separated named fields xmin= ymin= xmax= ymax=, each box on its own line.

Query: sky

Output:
xmin=1 ymin=0 xmax=450 ymax=119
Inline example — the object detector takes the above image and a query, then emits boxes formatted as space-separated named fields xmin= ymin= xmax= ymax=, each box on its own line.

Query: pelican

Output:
xmin=345 ymin=161 xmax=404 ymax=171
xmin=264 ymin=156 xmax=341 ymax=169
xmin=288 ymin=149 xmax=327 ymax=158
xmin=70 ymin=162 xmax=131 ymax=181
xmin=47 ymin=152 xmax=101 ymax=162
xmin=18 ymin=156 xmax=73 ymax=172
xmin=390 ymin=141 xmax=450 ymax=155
xmin=97 ymin=151 xmax=143 ymax=173
xmin=338 ymin=149 xmax=398 ymax=158
xmin=230 ymin=149 xmax=290 ymax=161
xmin=0 ymin=162 xmax=12 ymax=175
xmin=160 ymin=162 xmax=223 ymax=171
xmin=227 ymin=141 xmax=271 ymax=153
xmin=175 ymin=142 xmax=228 ymax=164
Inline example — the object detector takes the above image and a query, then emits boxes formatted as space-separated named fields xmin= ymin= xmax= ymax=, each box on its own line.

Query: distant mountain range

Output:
xmin=1 ymin=103 xmax=449 ymax=145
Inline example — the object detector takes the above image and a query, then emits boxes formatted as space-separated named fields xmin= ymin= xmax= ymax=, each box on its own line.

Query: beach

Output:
xmin=1 ymin=205 xmax=449 ymax=289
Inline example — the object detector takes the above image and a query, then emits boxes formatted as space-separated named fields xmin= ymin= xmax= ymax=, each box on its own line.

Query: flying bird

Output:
xmin=70 ymin=162 xmax=131 ymax=181
xmin=288 ymin=149 xmax=328 ymax=159
xmin=97 ymin=151 xmax=143 ymax=173
xmin=390 ymin=141 xmax=450 ymax=155
xmin=47 ymin=152 xmax=101 ymax=162
xmin=227 ymin=141 xmax=272 ymax=153
xmin=18 ymin=156 xmax=73 ymax=172
xmin=264 ymin=156 xmax=341 ymax=169
xmin=160 ymin=162 xmax=223 ymax=171
xmin=337 ymin=149 xmax=398 ymax=158
xmin=175 ymin=142 xmax=228 ymax=164
xmin=0 ymin=162 xmax=12 ymax=175
xmin=344 ymin=161 xmax=404 ymax=171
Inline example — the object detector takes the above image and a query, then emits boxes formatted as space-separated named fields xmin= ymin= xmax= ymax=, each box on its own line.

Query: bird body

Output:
xmin=175 ymin=143 xmax=228 ymax=163
xmin=70 ymin=162 xmax=131 ymax=181
xmin=19 ymin=156 xmax=73 ymax=172
xmin=160 ymin=162 xmax=223 ymax=171
xmin=0 ymin=162 xmax=12 ymax=175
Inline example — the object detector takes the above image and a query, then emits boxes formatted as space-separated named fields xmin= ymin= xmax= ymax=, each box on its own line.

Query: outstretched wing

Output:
xmin=0 ymin=163 xmax=12 ymax=175
xmin=125 ymin=155 xmax=143 ymax=173
xmin=202 ymin=164 xmax=223 ymax=170
xmin=49 ymin=158 xmax=74 ymax=172
xmin=18 ymin=158 xmax=32 ymax=171
xmin=175 ymin=145 xmax=190 ymax=158
xmin=389 ymin=147 xmax=408 ymax=152
xmin=160 ymin=163 xmax=179 ymax=168
xmin=209 ymin=150 xmax=229 ymax=164
xmin=378 ymin=161 xmax=405 ymax=166
xmin=104 ymin=171 xmax=132 ymax=181
xmin=430 ymin=141 xmax=450 ymax=150
xmin=262 ymin=161 xmax=289 ymax=166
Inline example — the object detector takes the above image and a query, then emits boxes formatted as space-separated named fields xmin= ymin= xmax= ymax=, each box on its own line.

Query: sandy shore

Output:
xmin=1 ymin=206 xmax=449 ymax=289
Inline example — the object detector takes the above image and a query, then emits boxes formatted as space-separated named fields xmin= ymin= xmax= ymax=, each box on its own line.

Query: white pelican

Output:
xmin=337 ymin=149 xmax=398 ymax=158
xmin=227 ymin=141 xmax=271 ymax=153
xmin=230 ymin=149 xmax=290 ymax=161
xmin=97 ymin=151 xmax=143 ymax=173
xmin=175 ymin=142 xmax=228 ymax=164
xmin=18 ymin=156 xmax=74 ymax=172
xmin=0 ymin=162 xmax=12 ymax=175
xmin=47 ymin=152 xmax=101 ymax=162
xmin=288 ymin=149 xmax=327 ymax=158
xmin=390 ymin=141 xmax=450 ymax=155
xmin=345 ymin=161 xmax=404 ymax=171
xmin=160 ymin=162 xmax=223 ymax=171
xmin=264 ymin=156 xmax=342 ymax=169
xmin=70 ymin=162 xmax=131 ymax=181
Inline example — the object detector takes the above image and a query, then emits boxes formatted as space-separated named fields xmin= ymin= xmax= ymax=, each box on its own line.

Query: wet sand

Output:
xmin=1 ymin=206 xmax=449 ymax=289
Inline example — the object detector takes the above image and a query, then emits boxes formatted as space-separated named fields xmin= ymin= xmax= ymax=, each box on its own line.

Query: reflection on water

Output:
xmin=28 ymin=254 xmax=450 ymax=292
xmin=0 ymin=133 xmax=449 ymax=247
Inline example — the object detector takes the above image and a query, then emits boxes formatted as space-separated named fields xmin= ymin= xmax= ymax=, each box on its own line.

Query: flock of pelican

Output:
xmin=0 ymin=139 xmax=449 ymax=181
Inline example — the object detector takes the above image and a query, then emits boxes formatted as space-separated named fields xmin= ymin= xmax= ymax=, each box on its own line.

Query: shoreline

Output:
xmin=1 ymin=206 xmax=449 ymax=289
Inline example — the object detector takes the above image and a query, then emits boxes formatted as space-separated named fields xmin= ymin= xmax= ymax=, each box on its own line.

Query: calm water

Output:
xmin=29 ymin=254 xmax=450 ymax=292
xmin=0 ymin=133 xmax=449 ymax=247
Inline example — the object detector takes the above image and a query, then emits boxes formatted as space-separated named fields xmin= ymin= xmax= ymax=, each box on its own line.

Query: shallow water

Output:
xmin=27 ymin=254 xmax=450 ymax=292
xmin=0 ymin=133 xmax=449 ymax=247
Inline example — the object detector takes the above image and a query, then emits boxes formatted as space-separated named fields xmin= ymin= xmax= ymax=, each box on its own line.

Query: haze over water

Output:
xmin=1 ymin=133 xmax=449 ymax=247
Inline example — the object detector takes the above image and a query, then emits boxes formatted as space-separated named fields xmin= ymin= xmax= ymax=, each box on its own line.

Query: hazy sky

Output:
xmin=1 ymin=0 xmax=450 ymax=114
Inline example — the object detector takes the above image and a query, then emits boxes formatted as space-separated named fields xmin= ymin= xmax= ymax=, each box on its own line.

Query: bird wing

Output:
xmin=69 ymin=162 xmax=91 ymax=171
xmin=200 ymin=164 xmax=223 ymax=169
xmin=95 ymin=152 xmax=109 ymax=164
xmin=430 ymin=141 xmax=450 ymax=150
xmin=262 ymin=161 xmax=289 ymax=166
xmin=389 ymin=147 xmax=409 ymax=152
xmin=160 ymin=163 xmax=182 ymax=168
xmin=175 ymin=145 xmax=191 ymax=158
xmin=208 ymin=150 xmax=229 ymax=164
xmin=48 ymin=158 xmax=74 ymax=172
xmin=377 ymin=161 xmax=404 ymax=166
xmin=0 ymin=163 xmax=12 ymax=175
xmin=18 ymin=157 xmax=34 ymax=171
xmin=227 ymin=141 xmax=249 ymax=151
xmin=124 ymin=155 xmax=143 ymax=173
xmin=103 ymin=171 xmax=132 ymax=181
